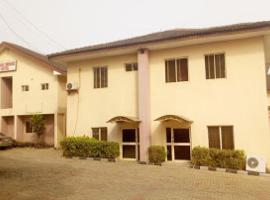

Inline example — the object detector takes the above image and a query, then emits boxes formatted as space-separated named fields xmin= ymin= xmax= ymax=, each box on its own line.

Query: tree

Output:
xmin=31 ymin=114 xmax=45 ymax=138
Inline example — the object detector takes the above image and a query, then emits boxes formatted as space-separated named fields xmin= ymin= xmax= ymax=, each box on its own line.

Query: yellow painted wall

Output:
xmin=0 ymin=49 xmax=62 ymax=115
xmin=66 ymin=37 xmax=270 ymax=166
xmin=67 ymin=54 xmax=138 ymax=152
xmin=0 ymin=48 xmax=66 ymax=146
xmin=150 ymin=37 xmax=270 ymax=165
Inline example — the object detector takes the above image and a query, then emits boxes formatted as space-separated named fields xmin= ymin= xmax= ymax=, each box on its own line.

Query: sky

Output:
xmin=0 ymin=0 xmax=270 ymax=54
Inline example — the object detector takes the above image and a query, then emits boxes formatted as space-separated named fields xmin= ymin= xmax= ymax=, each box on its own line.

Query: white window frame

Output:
xmin=165 ymin=57 xmax=189 ymax=82
xmin=125 ymin=63 xmax=138 ymax=71
xmin=92 ymin=127 xmax=107 ymax=141
xmin=122 ymin=129 xmax=139 ymax=160
xmin=93 ymin=66 xmax=108 ymax=88
xmin=205 ymin=53 xmax=226 ymax=79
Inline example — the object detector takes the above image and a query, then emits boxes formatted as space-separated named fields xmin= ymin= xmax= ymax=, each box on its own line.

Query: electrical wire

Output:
xmin=1 ymin=0 xmax=66 ymax=50
xmin=0 ymin=10 xmax=36 ymax=49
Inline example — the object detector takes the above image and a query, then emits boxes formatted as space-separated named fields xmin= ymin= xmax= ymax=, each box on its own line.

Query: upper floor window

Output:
xmin=21 ymin=85 xmax=29 ymax=92
xmin=208 ymin=126 xmax=234 ymax=150
xmin=125 ymin=63 xmax=138 ymax=71
xmin=165 ymin=58 xmax=188 ymax=83
xmin=93 ymin=67 xmax=108 ymax=88
xmin=41 ymin=83 xmax=49 ymax=90
xmin=92 ymin=127 xmax=107 ymax=141
xmin=205 ymin=53 xmax=226 ymax=79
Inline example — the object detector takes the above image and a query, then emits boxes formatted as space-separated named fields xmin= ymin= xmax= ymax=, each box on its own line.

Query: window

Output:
xmin=122 ymin=129 xmax=138 ymax=159
xmin=41 ymin=83 xmax=49 ymax=90
xmin=208 ymin=126 xmax=234 ymax=149
xmin=21 ymin=85 xmax=29 ymax=91
xmin=93 ymin=67 xmax=108 ymax=88
xmin=92 ymin=127 xmax=107 ymax=141
xmin=205 ymin=53 xmax=226 ymax=79
xmin=165 ymin=58 xmax=188 ymax=82
xmin=25 ymin=120 xmax=33 ymax=133
xmin=125 ymin=63 xmax=138 ymax=71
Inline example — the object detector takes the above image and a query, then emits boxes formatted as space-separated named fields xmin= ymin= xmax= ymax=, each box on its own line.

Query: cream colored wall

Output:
xmin=0 ymin=48 xmax=66 ymax=146
xmin=150 ymin=37 xmax=270 ymax=167
xmin=0 ymin=49 xmax=60 ymax=115
xmin=67 ymin=54 xmax=138 ymax=152
xmin=1 ymin=116 xmax=14 ymax=138
xmin=66 ymin=37 xmax=270 ymax=167
xmin=57 ymin=76 xmax=67 ymax=114
xmin=16 ymin=114 xmax=54 ymax=145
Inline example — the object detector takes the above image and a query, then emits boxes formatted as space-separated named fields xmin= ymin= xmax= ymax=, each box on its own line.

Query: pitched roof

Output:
xmin=49 ymin=21 xmax=270 ymax=57
xmin=0 ymin=42 xmax=66 ymax=73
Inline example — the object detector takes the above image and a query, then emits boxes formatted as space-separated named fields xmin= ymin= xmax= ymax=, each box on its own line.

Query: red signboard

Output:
xmin=0 ymin=61 xmax=17 ymax=72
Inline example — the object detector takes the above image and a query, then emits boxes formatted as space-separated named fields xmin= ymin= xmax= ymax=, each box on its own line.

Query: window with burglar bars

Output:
xmin=93 ymin=67 xmax=108 ymax=88
xmin=165 ymin=58 xmax=188 ymax=82
xmin=205 ymin=53 xmax=226 ymax=79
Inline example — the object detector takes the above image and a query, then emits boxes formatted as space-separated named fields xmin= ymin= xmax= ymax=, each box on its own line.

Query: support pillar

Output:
xmin=137 ymin=49 xmax=151 ymax=163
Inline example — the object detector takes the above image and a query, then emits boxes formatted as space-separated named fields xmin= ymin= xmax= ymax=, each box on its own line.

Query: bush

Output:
xmin=191 ymin=146 xmax=209 ymax=166
xmin=60 ymin=136 xmax=120 ymax=160
xmin=191 ymin=146 xmax=245 ymax=170
xmin=31 ymin=114 xmax=45 ymax=138
xmin=224 ymin=150 xmax=245 ymax=170
xmin=104 ymin=142 xmax=120 ymax=159
xmin=148 ymin=145 xmax=166 ymax=165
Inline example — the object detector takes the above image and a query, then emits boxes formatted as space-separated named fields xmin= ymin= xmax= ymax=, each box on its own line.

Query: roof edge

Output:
xmin=48 ymin=20 xmax=270 ymax=58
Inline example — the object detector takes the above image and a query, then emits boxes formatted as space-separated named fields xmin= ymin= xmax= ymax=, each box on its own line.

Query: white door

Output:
xmin=166 ymin=128 xmax=191 ymax=161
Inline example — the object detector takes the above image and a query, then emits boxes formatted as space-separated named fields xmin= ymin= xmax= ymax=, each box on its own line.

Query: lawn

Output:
xmin=0 ymin=148 xmax=270 ymax=200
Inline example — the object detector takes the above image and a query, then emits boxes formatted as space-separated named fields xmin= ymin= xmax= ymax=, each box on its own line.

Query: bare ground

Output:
xmin=0 ymin=148 xmax=270 ymax=200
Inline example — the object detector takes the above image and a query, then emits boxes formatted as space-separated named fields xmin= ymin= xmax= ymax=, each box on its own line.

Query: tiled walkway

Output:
xmin=0 ymin=148 xmax=270 ymax=200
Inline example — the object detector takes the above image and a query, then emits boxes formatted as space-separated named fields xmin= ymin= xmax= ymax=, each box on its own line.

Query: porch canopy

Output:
xmin=154 ymin=115 xmax=193 ymax=126
xmin=107 ymin=116 xmax=140 ymax=123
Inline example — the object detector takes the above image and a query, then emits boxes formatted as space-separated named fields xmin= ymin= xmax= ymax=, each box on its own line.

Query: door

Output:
xmin=122 ymin=129 xmax=138 ymax=160
xmin=166 ymin=128 xmax=191 ymax=161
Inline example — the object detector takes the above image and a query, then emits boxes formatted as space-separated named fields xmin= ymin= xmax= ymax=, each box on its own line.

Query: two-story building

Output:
xmin=50 ymin=21 xmax=270 ymax=168
xmin=0 ymin=42 xmax=66 ymax=147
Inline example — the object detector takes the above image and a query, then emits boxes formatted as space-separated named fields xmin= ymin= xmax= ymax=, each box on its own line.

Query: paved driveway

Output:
xmin=0 ymin=148 xmax=270 ymax=200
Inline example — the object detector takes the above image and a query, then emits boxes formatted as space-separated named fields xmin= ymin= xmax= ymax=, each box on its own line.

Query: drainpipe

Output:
xmin=137 ymin=49 xmax=151 ymax=163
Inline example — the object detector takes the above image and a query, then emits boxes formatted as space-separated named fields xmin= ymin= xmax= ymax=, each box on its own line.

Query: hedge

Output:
xmin=60 ymin=136 xmax=120 ymax=159
xmin=191 ymin=146 xmax=245 ymax=170
xmin=149 ymin=145 xmax=166 ymax=165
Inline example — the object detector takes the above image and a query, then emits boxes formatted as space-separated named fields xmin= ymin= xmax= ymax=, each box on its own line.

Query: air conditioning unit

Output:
xmin=66 ymin=82 xmax=79 ymax=91
xmin=246 ymin=155 xmax=266 ymax=173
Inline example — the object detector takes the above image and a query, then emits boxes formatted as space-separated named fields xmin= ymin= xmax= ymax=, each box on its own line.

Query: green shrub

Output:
xmin=148 ymin=145 xmax=166 ymax=165
xmin=90 ymin=141 xmax=104 ymax=158
xmin=31 ymin=114 xmax=45 ymax=138
xmin=191 ymin=146 xmax=245 ymax=170
xmin=208 ymin=148 xmax=223 ymax=168
xmin=60 ymin=136 xmax=96 ymax=158
xmin=191 ymin=146 xmax=209 ymax=166
xmin=104 ymin=142 xmax=120 ymax=159
xmin=60 ymin=136 xmax=120 ymax=159
xmin=224 ymin=150 xmax=245 ymax=170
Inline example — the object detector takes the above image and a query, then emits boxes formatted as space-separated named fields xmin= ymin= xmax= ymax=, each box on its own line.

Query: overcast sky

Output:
xmin=0 ymin=0 xmax=270 ymax=54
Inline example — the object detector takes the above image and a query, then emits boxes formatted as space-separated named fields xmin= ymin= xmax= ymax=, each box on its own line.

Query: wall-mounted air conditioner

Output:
xmin=66 ymin=82 xmax=79 ymax=91
xmin=246 ymin=155 xmax=266 ymax=173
